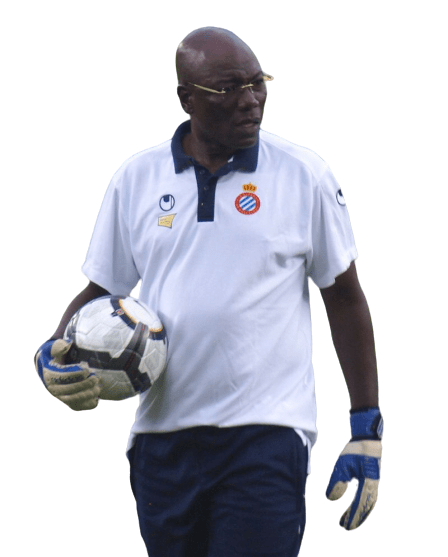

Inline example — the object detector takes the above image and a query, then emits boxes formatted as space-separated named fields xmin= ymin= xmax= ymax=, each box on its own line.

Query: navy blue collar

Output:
xmin=171 ymin=120 xmax=259 ymax=175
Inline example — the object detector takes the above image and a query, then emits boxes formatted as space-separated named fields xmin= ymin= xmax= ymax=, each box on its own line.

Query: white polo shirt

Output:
xmin=82 ymin=121 xmax=358 ymax=451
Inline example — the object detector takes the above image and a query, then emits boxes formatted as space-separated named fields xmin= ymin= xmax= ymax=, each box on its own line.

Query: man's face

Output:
xmin=185 ymin=47 xmax=267 ymax=153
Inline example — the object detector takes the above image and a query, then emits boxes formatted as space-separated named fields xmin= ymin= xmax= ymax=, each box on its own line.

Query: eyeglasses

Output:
xmin=187 ymin=73 xmax=274 ymax=95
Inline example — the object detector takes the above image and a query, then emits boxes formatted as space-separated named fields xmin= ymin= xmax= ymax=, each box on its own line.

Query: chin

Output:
xmin=231 ymin=131 xmax=260 ymax=150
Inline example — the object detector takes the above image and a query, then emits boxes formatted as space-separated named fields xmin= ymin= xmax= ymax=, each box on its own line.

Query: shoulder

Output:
xmin=259 ymin=129 xmax=329 ymax=183
xmin=111 ymin=138 xmax=173 ymax=186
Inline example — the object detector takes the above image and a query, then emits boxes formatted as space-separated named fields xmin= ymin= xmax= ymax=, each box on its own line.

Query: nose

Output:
xmin=237 ymin=86 xmax=261 ymax=109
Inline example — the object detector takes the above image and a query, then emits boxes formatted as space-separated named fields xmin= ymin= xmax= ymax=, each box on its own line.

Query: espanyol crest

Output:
xmin=235 ymin=183 xmax=261 ymax=215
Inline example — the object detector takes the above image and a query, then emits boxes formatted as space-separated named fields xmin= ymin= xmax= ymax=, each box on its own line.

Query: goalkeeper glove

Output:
xmin=326 ymin=407 xmax=383 ymax=530
xmin=35 ymin=339 xmax=101 ymax=411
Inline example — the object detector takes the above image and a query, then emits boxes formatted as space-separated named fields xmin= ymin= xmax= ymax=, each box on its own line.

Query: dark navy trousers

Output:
xmin=128 ymin=425 xmax=308 ymax=556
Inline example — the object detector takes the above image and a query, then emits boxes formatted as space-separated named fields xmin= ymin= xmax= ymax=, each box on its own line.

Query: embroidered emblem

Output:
xmin=235 ymin=183 xmax=261 ymax=215
xmin=336 ymin=189 xmax=346 ymax=206
xmin=158 ymin=214 xmax=176 ymax=228
xmin=160 ymin=194 xmax=175 ymax=211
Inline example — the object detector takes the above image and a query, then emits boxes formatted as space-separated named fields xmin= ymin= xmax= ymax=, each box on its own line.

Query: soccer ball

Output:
xmin=64 ymin=295 xmax=168 ymax=400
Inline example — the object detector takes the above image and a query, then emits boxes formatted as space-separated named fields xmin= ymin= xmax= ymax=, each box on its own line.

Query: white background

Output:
xmin=2 ymin=1 xmax=446 ymax=555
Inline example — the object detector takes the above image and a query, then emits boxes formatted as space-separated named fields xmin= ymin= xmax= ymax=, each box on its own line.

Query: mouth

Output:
xmin=235 ymin=118 xmax=261 ymax=132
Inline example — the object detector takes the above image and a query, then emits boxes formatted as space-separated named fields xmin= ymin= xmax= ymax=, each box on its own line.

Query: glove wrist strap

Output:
xmin=350 ymin=407 xmax=383 ymax=440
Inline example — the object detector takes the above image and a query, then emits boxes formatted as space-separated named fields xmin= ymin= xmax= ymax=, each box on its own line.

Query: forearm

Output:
xmin=320 ymin=263 xmax=378 ymax=410
xmin=51 ymin=282 xmax=109 ymax=340
xmin=326 ymin=293 xmax=378 ymax=409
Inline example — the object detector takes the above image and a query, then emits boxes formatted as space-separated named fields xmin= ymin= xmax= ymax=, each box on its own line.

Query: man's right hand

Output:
xmin=35 ymin=339 xmax=101 ymax=411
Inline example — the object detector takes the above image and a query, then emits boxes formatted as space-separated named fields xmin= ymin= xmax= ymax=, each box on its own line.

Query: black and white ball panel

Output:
xmin=64 ymin=296 xmax=167 ymax=401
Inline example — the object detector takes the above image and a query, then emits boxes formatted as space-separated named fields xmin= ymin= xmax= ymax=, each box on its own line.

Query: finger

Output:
xmin=325 ymin=453 xmax=353 ymax=500
xmin=340 ymin=478 xmax=379 ymax=530
xmin=326 ymin=480 xmax=348 ymax=501
xmin=65 ymin=395 xmax=100 ymax=411
xmin=46 ymin=374 xmax=99 ymax=397
xmin=43 ymin=366 xmax=93 ymax=394
xmin=50 ymin=338 xmax=73 ymax=362
xmin=58 ymin=377 xmax=101 ymax=411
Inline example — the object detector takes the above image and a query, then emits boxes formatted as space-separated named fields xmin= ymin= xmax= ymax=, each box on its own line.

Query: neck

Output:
xmin=182 ymin=133 xmax=235 ymax=175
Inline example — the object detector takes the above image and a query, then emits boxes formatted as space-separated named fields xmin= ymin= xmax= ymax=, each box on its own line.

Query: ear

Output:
xmin=177 ymin=85 xmax=194 ymax=115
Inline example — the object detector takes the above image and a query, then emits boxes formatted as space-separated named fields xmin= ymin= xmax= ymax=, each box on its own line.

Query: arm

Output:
xmin=319 ymin=261 xmax=378 ymax=410
xmin=320 ymin=261 xmax=382 ymax=530
xmin=51 ymin=281 xmax=110 ymax=340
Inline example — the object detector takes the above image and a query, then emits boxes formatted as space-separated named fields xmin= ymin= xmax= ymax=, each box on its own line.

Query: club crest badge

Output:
xmin=235 ymin=183 xmax=261 ymax=215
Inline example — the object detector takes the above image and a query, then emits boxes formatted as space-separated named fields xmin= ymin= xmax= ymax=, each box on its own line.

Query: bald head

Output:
xmin=176 ymin=27 xmax=259 ymax=85
xmin=175 ymin=27 xmax=267 ymax=161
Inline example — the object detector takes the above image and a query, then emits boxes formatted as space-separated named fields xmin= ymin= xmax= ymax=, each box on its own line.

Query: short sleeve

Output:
xmin=306 ymin=166 xmax=358 ymax=288
xmin=82 ymin=176 xmax=140 ymax=295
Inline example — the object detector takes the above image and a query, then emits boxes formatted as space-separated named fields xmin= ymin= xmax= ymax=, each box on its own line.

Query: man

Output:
xmin=35 ymin=27 xmax=382 ymax=556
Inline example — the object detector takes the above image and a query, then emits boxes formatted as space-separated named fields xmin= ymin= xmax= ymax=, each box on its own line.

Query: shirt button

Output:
xmin=204 ymin=185 xmax=209 ymax=191
xmin=199 ymin=169 xmax=205 ymax=175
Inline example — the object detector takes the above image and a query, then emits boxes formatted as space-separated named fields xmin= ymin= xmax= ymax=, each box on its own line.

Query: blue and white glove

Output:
xmin=326 ymin=407 xmax=383 ymax=530
xmin=35 ymin=339 xmax=101 ymax=411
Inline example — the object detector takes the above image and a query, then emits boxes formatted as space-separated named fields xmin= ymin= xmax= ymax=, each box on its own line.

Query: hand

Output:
xmin=35 ymin=339 xmax=101 ymax=411
xmin=326 ymin=408 xmax=383 ymax=530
